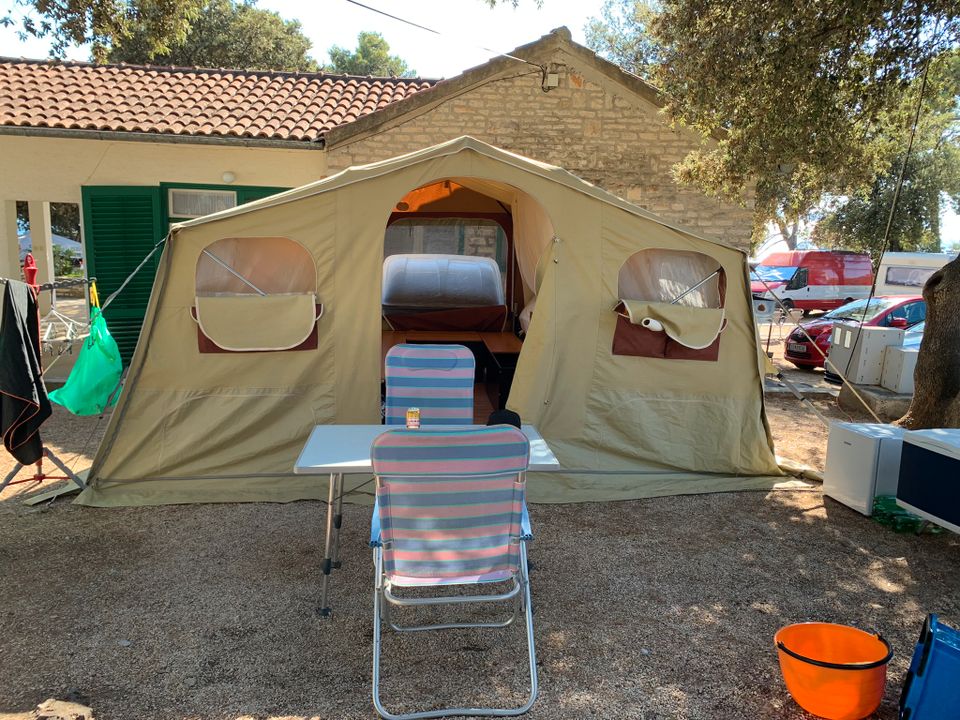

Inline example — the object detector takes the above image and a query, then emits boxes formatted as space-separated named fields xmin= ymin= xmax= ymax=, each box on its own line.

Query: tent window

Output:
xmin=385 ymin=218 xmax=507 ymax=285
xmin=613 ymin=249 xmax=726 ymax=361
xmin=193 ymin=236 xmax=320 ymax=353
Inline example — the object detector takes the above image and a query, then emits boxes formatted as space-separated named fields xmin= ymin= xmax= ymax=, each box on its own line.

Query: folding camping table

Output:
xmin=293 ymin=424 xmax=560 ymax=617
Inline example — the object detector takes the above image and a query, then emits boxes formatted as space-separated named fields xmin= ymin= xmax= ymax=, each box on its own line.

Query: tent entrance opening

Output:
xmin=380 ymin=178 xmax=552 ymax=421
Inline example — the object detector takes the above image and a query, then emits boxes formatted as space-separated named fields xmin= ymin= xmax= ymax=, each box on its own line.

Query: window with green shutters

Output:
xmin=82 ymin=186 xmax=164 ymax=365
xmin=82 ymin=183 xmax=288 ymax=365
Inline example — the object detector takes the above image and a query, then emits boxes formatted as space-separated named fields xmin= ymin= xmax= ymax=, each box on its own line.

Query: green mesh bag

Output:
xmin=49 ymin=307 xmax=122 ymax=416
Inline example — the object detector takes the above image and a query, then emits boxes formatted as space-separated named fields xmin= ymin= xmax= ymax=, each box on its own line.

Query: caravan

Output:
xmin=875 ymin=252 xmax=955 ymax=296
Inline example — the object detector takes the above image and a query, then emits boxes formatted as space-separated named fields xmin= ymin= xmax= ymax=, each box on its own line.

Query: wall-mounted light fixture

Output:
xmin=221 ymin=171 xmax=236 ymax=184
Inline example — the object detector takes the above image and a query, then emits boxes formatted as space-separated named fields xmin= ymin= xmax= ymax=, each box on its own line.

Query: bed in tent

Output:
xmin=77 ymin=136 xmax=782 ymax=507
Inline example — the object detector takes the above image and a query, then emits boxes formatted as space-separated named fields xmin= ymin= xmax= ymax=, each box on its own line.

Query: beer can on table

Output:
xmin=406 ymin=407 xmax=421 ymax=429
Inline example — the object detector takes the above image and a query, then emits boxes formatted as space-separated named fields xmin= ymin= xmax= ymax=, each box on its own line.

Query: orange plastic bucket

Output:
xmin=775 ymin=623 xmax=893 ymax=720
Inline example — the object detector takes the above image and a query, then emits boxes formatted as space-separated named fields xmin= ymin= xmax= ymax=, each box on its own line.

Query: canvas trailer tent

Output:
xmin=77 ymin=136 xmax=781 ymax=507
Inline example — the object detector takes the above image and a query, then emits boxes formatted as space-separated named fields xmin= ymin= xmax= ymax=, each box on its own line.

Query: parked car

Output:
xmin=752 ymin=250 xmax=873 ymax=312
xmin=903 ymin=321 xmax=925 ymax=347
xmin=784 ymin=295 xmax=925 ymax=370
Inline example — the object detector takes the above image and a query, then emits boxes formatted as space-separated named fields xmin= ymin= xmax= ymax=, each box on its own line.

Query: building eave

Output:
xmin=0 ymin=125 xmax=326 ymax=150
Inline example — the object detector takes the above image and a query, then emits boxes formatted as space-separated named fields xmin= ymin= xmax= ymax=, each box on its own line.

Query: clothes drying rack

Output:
xmin=0 ymin=275 xmax=98 ymax=496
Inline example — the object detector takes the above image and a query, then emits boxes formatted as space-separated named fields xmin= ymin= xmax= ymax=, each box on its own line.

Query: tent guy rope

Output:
xmin=840 ymin=55 xmax=933 ymax=383
xmin=750 ymin=272 xmax=883 ymax=424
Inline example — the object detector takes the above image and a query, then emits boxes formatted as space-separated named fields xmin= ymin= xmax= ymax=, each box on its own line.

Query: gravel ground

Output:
xmin=1 ymin=404 xmax=957 ymax=719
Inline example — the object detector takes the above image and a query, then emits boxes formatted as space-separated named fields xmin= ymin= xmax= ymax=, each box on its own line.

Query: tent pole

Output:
xmin=201 ymin=250 xmax=267 ymax=296
xmin=669 ymin=268 xmax=722 ymax=305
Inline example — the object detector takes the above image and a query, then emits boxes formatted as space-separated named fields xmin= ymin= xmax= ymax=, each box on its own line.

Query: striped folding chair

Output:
xmin=370 ymin=426 xmax=536 ymax=719
xmin=384 ymin=344 xmax=475 ymax=426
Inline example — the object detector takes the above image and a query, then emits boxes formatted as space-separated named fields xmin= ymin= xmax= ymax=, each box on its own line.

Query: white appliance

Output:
xmin=897 ymin=429 xmax=960 ymax=534
xmin=880 ymin=346 xmax=919 ymax=394
xmin=823 ymin=422 xmax=905 ymax=515
xmin=827 ymin=323 xmax=905 ymax=385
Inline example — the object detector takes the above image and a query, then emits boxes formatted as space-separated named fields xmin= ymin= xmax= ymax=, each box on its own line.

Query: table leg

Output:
xmin=318 ymin=472 xmax=337 ymax=617
xmin=331 ymin=472 xmax=344 ymax=569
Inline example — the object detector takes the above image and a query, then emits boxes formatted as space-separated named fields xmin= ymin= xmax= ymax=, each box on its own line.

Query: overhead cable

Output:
xmin=342 ymin=0 xmax=546 ymax=73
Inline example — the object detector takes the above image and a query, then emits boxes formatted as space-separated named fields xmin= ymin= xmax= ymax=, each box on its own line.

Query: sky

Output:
xmin=0 ymin=0 xmax=604 ymax=78
xmin=1 ymin=0 xmax=957 ymax=247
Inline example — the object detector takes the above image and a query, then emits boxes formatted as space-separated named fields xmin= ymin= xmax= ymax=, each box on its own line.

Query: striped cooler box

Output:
xmin=384 ymin=344 xmax=475 ymax=426
xmin=371 ymin=426 xmax=530 ymax=586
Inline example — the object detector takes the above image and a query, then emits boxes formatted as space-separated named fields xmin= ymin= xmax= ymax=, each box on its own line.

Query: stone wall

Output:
xmin=326 ymin=47 xmax=754 ymax=250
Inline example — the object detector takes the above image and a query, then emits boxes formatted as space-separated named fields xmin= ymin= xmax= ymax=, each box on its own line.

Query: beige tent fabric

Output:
xmin=616 ymin=300 xmax=726 ymax=349
xmin=513 ymin=191 xmax=555 ymax=301
xmin=195 ymin=293 xmax=319 ymax=351
xmin=507 ymin=200 xmax=780 ymax=485
xmin=77 ymin=136 xmax=780 ymax=507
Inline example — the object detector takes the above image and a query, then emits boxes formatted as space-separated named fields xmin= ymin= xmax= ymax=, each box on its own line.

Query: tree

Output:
xmin=325 ymin=32 xmax=415 ymax=77
xmin=584 ymin=0 xmax=659 ymax=80
xmin=587 ymin=3 xmax=960 ymax=244
xmin=106 ymin=0 xmax=318 ymax=71
xmin=650 ymin=3 xmax=959 ymax=239
xmin=2 ymin=0 xmax=204 ymax=63
xmin=896 ymin=254 xmax=960 ymax=429
xmin=813 ymin=53 xmax=960 ymax=258
xmin=16 ymin=202 xmax=80 ymax=240
xmin=814 ymin=147 xmax=960 ymax=256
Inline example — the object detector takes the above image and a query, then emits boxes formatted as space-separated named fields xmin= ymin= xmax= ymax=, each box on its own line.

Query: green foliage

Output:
xmin=3 ymin=0 xmax=204 ymax=63
xmin=650 ymin=1 xmax=959 ymax=240
xmin=586 ymin=0 xmax=960 ymax=248
xmin=584 ymin=0 xmax=660 ymax=80
xmin=814 ymin=52 xmax=960 ymax=255
xmin=52 ymin=244 xmax=80 ymax=276
xmin=325 ymin=32 xmax=415 ymax=77
xmin=16 ymin=202 xmax=80 ymax=240
xmin=814 ymin=149 xmax=957 ymax=255
xmin=106 ymin=0 xmax=318 ymax=71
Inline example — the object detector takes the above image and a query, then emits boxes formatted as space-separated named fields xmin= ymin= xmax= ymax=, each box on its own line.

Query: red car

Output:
xmin=784 ymin=296 xmax=925 ymax=370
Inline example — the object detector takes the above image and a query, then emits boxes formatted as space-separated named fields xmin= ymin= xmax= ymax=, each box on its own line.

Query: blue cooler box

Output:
xmin=900 ymin=614 xmax=960 ymax=719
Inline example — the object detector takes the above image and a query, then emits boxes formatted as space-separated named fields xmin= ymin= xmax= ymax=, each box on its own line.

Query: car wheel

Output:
xmin=843 ymin=298 xmax=854 ymax=305
xmin=780 ymin=299 xmax=794 ymax=311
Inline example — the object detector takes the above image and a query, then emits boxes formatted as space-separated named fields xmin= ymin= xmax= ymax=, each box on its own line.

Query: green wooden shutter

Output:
xmin=237 ymin=186 xmax=287 ymax=204
xmin=82 ymin=186 xmax=163 ymax=365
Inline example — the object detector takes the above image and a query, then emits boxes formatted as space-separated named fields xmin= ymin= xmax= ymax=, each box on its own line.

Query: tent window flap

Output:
xmin=613 ymin=249 xmax=726 ymax=361
xmin=194 ymin=293 xmax=319 ymax=352
xmin=193 ymin=236 xmax=319 ymax=353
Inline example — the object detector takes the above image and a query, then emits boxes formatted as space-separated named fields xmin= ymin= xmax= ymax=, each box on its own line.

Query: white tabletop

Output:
xmin=294 ymin=424 xmax=561 ymax=474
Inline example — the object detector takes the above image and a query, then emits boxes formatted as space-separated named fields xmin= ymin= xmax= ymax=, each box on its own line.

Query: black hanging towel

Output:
xmin=0 ymin=279 xmax=51 ymax=464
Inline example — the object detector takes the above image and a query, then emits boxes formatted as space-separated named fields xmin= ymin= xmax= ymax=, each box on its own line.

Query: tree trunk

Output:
xmin=774 ymin=217 xmax=799 ymax=250
xmin=896 ymin=253 xmax=960 ymax=429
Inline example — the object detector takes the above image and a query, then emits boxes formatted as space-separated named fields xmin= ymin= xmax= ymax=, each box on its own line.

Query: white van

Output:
xmin=875 ymin=252 xmax=955 ymax=295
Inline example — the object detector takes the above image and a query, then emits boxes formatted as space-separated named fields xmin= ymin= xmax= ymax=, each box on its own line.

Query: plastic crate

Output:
xmin=900 ymin=614 xmax=960 ymax=719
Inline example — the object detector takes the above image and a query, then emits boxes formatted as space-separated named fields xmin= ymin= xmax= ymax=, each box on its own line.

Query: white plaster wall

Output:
xmin=0 ymin=135 xmax=328 ymax=202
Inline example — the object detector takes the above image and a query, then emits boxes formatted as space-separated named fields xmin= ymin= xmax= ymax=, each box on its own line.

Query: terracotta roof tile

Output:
xmin=0 ymin=58 xmax=437 ymax=143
